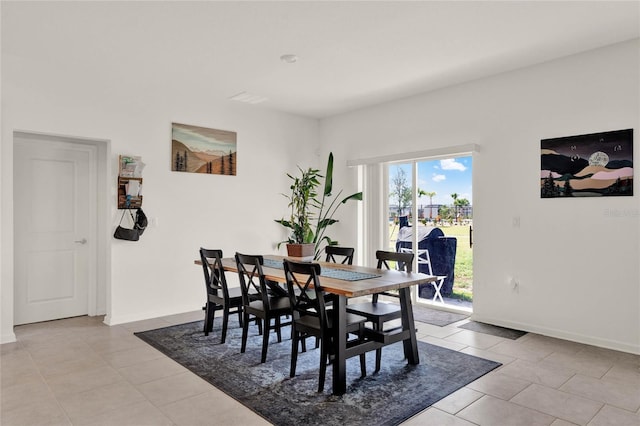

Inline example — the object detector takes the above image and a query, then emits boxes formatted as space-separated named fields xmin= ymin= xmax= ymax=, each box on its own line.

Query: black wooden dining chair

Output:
xmin=235 ymin=253 xmax=292 ymax=363
xmin=371 ymin=250 xmax=413 ymax=302
xmin=345 ymin=250 xmax=414 ymax=372
xmin=325 ymin=246 xmax=355 ymax=265
xmin=283 ymin=259 xmax=367 ymax=392
xmin=199 ymin=248 xmax=243 ymax=343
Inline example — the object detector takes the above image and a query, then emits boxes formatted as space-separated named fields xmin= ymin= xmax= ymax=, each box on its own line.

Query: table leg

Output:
xmin=332 ymin=294 xmax=347 ymax=395
xmin=399 ymin=287 xmax=419 ymax=364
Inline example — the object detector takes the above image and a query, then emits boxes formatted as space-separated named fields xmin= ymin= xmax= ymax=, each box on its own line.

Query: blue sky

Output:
xmin=389 ymin=156 xmax=473 ymax=206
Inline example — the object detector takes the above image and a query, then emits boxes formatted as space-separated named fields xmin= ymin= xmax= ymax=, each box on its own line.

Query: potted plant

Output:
xmin=276 ymin=152 xmax=362 ymax=259
xmin=276 ymin=165 xmax=320 ymax=258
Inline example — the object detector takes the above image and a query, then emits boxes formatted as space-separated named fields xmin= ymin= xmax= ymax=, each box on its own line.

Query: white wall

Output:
xmin=2 ymin=2 xmax=638 ymax=354
xmin=320 ymin=39 xmax=640 ymax=354
xmin=1 ymin=5 xmax=319 ymax=341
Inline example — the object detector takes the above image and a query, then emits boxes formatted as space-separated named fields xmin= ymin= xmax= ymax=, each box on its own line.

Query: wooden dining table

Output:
xmin=197 ymin=254 xmax=437 ymax=395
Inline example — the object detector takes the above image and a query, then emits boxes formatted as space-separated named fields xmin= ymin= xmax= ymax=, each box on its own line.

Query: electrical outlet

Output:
xmin=510 ymin=277 xmax=519 ymax=289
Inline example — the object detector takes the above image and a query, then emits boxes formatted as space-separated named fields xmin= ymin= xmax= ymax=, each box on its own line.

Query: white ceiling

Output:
xmin=4 ymin=1 xmax=639 ymax=118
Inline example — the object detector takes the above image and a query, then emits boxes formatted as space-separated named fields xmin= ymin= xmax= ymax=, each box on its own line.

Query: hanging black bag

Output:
xmin=114 ymin=209 xmax=139 ymax=241
xmin=134 ymin=208 xmax=148 ymax=235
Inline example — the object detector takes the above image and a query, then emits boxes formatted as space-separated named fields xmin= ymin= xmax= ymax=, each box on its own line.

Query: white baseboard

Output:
xmin=104 ymin=305 xmax=200 ymax=326
xmin=471 ymin=313 xmax=640 ymax=355
xmin=1 ymin=332 xmax=17 ymax=344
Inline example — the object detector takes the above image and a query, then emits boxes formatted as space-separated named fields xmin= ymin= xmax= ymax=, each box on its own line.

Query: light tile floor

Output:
xmin=2 ymin=311 xmax=639 ymax=426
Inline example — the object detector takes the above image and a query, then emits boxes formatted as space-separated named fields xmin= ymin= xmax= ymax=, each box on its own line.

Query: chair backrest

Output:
xmin=399 ymin=248 xmax=434 ymax=275
xmin=375 ymin=250 xmax=414 ymax=272
xmin=199 ymin=248 xmax=230 ymax=300
xmin=325 ymin=246 xmax=355 ymax=265
xmin=283 ymin=260 xmax=328 ymax=328
xmin=234 ymin=252 xmax=270 ymax=308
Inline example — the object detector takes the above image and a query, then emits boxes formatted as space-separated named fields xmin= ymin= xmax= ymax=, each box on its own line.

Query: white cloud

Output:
xmin=440 ymin=159 xmax=467 ymax=171
xmin=432 ymin=174 xmax=446 ymax=182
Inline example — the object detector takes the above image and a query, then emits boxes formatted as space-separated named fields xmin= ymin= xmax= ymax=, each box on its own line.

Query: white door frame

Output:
xmin=350 ymin=144 xmax=479 ymax=313
xmin=13 ymin=130 xmax=110 ymax=321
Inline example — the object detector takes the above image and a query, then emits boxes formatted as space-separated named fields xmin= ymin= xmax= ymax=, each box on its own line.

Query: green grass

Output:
xmin=389 ymin=223 xmax=473 ymax=302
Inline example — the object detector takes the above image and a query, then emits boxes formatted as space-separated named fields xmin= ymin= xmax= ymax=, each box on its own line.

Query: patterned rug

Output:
xmin=135 ymin=321 xmax=500 ymax=426
xmin=403 ymin=303 xmax=469 ymax=327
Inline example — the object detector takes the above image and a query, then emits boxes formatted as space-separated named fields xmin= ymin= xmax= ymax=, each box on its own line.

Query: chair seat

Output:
xmin=209 ymin=286 xmax=243 ymax=305
xmin=346 ymin=301 xmax=401 ymax=323
xmin=328 ymin=311 xmax=368 ymax=331
xmin=247 ymin=296 xmax=291 ymax=314
xmin=296 ymin=311 xmax=367 ymax=332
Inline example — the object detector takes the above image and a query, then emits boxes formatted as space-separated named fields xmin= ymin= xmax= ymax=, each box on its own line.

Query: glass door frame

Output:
xmin=350 ymin=143 xmax=479 ymax=311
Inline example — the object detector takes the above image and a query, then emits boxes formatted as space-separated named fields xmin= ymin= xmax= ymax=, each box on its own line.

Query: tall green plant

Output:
xmin=276 ymin=166 xmax=322 ymax=245
xmin=276 ymin=153 xmax=362 ymax=259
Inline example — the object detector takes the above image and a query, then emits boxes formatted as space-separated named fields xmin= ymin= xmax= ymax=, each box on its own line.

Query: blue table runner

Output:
xmin=262 ymin=258 xmax=381 ymax=282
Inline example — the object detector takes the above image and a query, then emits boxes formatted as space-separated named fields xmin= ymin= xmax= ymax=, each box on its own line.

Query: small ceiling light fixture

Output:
xmin=280 ymin=54 xmax=298 ymax=64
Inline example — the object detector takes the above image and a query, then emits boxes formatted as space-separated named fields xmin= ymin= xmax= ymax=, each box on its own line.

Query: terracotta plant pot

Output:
xmin=286 ymin=243 xmax=315 ymax=258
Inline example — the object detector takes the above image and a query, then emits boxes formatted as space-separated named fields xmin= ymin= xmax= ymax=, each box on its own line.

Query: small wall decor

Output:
xmin=541 ymin=129 xmax=633 ymax=198
xmin=119 ymin=155 xmax=144 ymax=178
xmin=115 ymin=155 xmax=147 ymax=240
xmin=118 ymin=155 xmax=144 ymax=209
xmin=171 ymin=122 xmax=237 ymax=175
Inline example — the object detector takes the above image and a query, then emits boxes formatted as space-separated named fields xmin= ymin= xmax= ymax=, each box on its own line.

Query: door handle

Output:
xmin=74 ymin=238 xmax=87 ymax=244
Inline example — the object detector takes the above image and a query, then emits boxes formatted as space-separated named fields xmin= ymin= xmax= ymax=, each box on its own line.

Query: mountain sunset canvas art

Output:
xmin=171 ymin=123 xmax=237 ymax=175
xmin=541 ymin=129 xmax=633 ymax=198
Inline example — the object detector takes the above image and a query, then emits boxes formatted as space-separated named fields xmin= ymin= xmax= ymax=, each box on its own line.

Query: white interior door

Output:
xmin=14 ymin=137 xmax=97 ymax=325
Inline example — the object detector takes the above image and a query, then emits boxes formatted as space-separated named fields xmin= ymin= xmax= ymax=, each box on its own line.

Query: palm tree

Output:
xmin=418 ymin=189 xmax=437 ymax=221
xmin=454 ymin=198 xmax=470 ymax=221
xmin=425 ymin=191 xmax=436 ymax=220
xmin=451 ymin=193 xmax=459 ymax=222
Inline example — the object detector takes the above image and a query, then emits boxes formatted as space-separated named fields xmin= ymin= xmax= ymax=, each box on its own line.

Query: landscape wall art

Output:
xmin=541 ymin=129 xmax=633 ymax=198
xmin=171 ymin=122 xmax=237 ymax=175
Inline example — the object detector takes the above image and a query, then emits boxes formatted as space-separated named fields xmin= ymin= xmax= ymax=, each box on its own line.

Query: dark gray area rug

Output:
xmin=135 ymin=320 xmax=500 ymax=426
xmin=408 ymin=303 xmax=469 ymax=326
xmin=459 ymin=321 xmax=527 ymax=340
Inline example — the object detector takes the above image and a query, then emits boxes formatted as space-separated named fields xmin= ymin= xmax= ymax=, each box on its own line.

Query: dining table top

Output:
xmin=199 ymin=254 xmax=437 ymax=298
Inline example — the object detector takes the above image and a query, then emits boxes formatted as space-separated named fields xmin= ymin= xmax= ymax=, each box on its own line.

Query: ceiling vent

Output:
xmin=228 ymin=91 xmax=268 ymax=105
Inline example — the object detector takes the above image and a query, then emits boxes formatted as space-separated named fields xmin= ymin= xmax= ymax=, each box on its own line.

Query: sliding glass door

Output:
xmin=385 ymin=156 xmax=473 ymax=311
